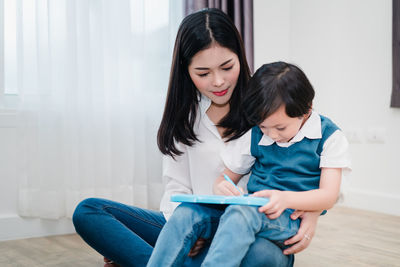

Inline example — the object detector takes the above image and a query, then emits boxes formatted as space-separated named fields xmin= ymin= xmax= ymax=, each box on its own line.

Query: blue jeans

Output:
xmin=73 ymin=199 xmax=294 ymax=267
xmin=147 ymin=203 xmax=295 ymax=267
xmin=202 ymin=205 xmax=300 ymax=267
xmin=73 ymin=198 xmax=166 ymax=267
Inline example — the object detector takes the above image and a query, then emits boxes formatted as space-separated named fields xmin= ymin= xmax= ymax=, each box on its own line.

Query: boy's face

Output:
xmin=259 ymin=104 xmax=308 ymax=143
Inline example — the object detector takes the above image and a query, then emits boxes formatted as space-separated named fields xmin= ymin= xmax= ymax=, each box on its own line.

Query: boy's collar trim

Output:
xmin=258 ymin=111 xmax=322 ymax=147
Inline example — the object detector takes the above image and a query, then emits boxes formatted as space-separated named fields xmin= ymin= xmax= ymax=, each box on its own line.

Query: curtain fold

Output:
xmin=184 ymin=0 xmax=254 ymax=73
xmin=0 ymin=0 xmax=4 ymax=99
xmin=392 ymin=0 xmax=400 ymax=107
xmin=12 ymin=0 xmax=182 ymax=219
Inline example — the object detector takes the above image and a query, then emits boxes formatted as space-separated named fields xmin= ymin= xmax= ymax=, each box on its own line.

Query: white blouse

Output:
xmin=159 ymin=95 xmax=249 ymax=220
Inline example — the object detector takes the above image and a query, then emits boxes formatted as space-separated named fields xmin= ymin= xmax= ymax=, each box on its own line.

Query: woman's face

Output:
xmin=188 ymin=44 xmax=240 ymax=107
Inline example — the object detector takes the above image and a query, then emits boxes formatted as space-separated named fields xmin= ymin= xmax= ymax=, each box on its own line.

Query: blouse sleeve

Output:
xmin=159 ymin=142 xmax=193 ymax=220
xmin=221 ymin=130 xmax=255 ymax=175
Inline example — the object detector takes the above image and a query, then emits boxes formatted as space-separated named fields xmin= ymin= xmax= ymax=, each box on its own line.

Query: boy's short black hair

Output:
xmin=243 ymin=61 xmax=315 ymax=126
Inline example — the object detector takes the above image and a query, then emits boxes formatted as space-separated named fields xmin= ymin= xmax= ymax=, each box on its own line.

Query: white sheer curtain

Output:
xmin=11 ymin=0 xmax=182 ymax=219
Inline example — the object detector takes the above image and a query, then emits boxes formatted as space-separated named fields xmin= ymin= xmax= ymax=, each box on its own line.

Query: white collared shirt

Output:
xmin=221 ymin=111 xmax=351 ymax=175
xmin=160 ymin=94 xmax=249 ymax=220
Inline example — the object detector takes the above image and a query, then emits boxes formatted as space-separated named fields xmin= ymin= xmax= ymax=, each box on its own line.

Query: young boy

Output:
xmin=148 ymin=61 xmax=351 ymax=267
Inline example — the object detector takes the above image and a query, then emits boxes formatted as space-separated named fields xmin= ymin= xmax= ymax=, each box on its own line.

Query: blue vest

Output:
xmin=247 ymin=115 xmax=340 ymax=194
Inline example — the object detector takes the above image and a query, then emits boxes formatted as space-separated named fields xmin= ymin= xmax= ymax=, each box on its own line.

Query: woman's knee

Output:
xmin=72 ymin=198 xmax=104 ymax=228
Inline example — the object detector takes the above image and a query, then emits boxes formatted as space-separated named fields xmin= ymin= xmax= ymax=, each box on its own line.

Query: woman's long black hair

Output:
xmin=157 ymin=8 xmax=251 ymax=157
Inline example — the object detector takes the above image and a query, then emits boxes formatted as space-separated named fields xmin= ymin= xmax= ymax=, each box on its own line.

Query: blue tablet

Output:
xmin=171 ymin=194 xmax=269 ymax=206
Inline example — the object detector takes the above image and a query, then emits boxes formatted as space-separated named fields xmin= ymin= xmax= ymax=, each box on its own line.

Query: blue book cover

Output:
xmin=171 ymin=194 xmax=269 ymax=206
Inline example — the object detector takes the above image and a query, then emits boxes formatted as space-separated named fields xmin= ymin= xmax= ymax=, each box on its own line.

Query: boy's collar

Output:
xmin=258 ymin=111 xmax=321 ymax=147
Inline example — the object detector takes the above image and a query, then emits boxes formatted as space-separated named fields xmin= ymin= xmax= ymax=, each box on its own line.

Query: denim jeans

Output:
xmin=147 ymin=203 xmax=295 ymax=267
xmin=74 ymin=198 xmax=211 ymax=267
xmin=202 ymin=205 xmax=300 ymax=267
xmin=73 ymin=198 xmax=166 ymax=267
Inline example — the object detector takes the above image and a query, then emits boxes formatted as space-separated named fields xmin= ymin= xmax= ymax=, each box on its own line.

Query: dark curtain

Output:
xmin=392 ymin=0 xmax=400 ymax=107
xmin=184 ymin=0 xmax=254 ymax=73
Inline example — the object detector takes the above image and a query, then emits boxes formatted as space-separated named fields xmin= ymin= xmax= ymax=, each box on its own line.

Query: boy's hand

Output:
xmin=252 ymin=190 xmax=288 ymax=219
xmin=213 ymin=180 xmax=243 ymax=196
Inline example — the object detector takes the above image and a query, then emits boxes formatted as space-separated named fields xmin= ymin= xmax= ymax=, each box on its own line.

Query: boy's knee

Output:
xmin=225 ymin=205 xmax=258 ymax=217
xmin=174 ymin=203 xmax=197 ymax=216
xmin=222 ymin=205 xmax=260 ymax=225
xmin=219 ymin=206 xmax=264 ymax=234
xmin=172 ymin=203 xmax=211 ymax=224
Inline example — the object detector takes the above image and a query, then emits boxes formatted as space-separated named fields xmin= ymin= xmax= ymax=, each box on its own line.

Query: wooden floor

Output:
xmin=1 ymin=206 xmax=399 ymax=267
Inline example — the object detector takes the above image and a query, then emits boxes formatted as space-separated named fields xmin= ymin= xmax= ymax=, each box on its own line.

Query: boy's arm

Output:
xmin=254 ymin=167 xmax=342 ymax=219
xmin=284 ymin=167 xmax=342 ymax=210
xmin=213 ymin=168 xmax=244 ymax=196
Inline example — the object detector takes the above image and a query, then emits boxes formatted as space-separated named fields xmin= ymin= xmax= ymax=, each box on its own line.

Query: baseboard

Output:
xmin=0 ymin=214 xmax=76 ymax=241
xmin=339 ymin=189 xmax=400 ymax=216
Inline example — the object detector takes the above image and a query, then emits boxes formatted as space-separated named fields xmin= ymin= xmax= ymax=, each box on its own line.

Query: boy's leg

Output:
xmin=147 ymin=203 xmax=224 ymax=267
xmin=201 ymin=205 xmax=263 ymax=267
xmin=257 ymin=209 xmax=300 ymax=245
xmin=201 ymin=205 xmax=299 ymax=267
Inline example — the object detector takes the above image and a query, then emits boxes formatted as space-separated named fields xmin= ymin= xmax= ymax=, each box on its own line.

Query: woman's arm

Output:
xmin=283 ymin=210 xmax=321 ymax=255
xmin=160 ymin=143 xmax=209 ymax=258
xmin=160 ymin=144 xmax=193 ymax=220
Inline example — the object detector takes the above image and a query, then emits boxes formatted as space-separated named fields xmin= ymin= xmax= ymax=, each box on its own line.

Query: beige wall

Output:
xmin=254 ymin=0 xmax=400 ymax=215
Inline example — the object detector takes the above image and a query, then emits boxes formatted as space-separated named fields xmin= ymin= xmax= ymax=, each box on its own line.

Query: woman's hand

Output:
xmin=188 ymin=238 xmax=207 ymax=257
xmin=283 ymin=210 xmax=320 ymax=255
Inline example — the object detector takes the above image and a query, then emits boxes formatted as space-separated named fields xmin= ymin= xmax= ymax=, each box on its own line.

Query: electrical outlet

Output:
xmin=344 ymin=128 xmax=363 ymax=143
xmin=366 ymin=127 xmax=386 ymax=143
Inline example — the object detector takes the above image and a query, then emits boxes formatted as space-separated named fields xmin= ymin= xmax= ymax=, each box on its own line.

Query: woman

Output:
xmin=73 ymin=8 xmax=320 ymax=267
